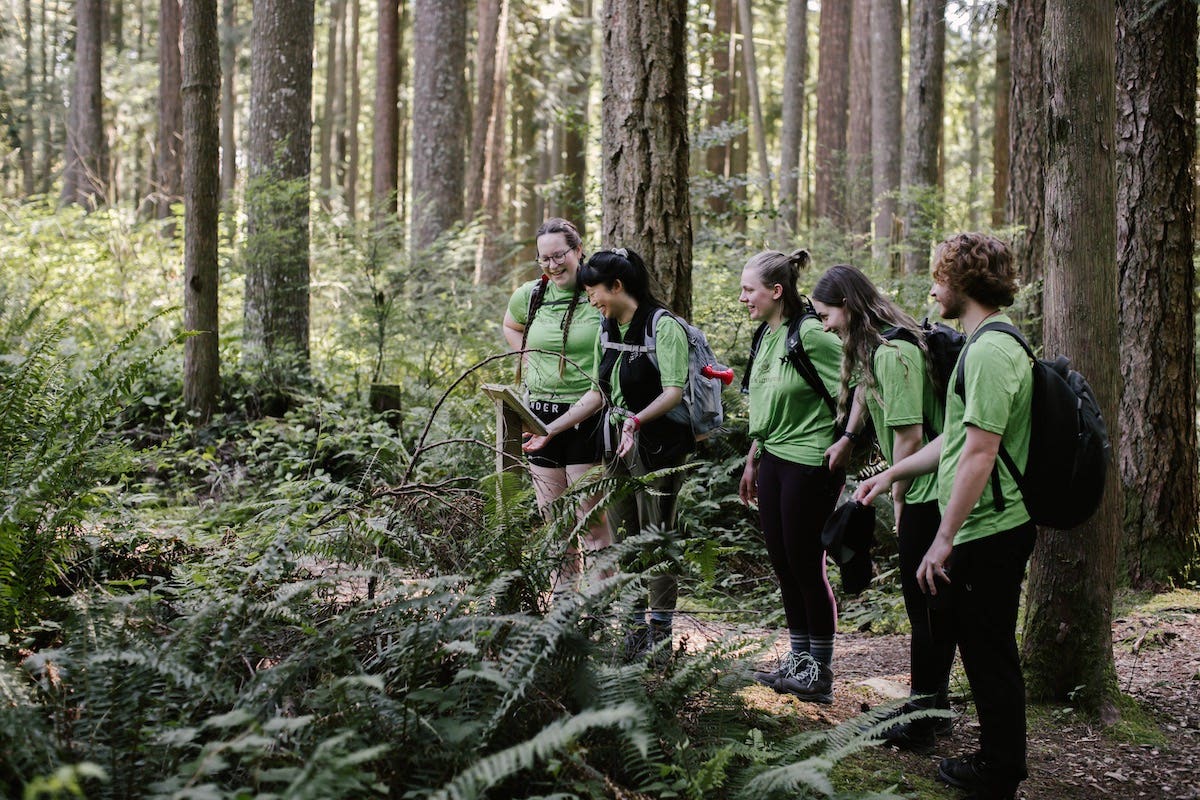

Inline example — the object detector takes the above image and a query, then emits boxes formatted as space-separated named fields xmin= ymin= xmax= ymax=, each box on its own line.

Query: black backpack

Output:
xmin=883 ymin=318 xmax=965 ymax=404
xmin=957 ymin=321 xmax=1111 ymax=531
xmin=741 ymin=311 xmax=837 ymax=419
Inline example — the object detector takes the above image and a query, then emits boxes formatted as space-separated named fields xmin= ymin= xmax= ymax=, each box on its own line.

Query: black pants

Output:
xmin=605 ymin=454 xmax=686 ymax=614
xmin=756 ymin=452 xmax=842 ymax=638
xmin=898 ymin=500 xmax=957 ymax=698
xmin=951 ymin=521 xmax=1037 ymax=789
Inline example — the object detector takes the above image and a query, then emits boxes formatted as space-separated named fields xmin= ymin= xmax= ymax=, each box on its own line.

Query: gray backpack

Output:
xmin=599 ymin=308 xmax=730 ymax=441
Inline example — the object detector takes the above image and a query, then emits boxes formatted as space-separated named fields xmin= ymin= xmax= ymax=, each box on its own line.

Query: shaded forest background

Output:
xmin=0 ymin=0 xmax=1199 ymax=797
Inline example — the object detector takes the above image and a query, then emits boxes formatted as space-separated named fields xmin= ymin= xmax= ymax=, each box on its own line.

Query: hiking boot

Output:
xmin=882 ymin=719 xmax=937 ymax=754
xmin=647 ymin=620 xmax=674 ymax=667
xmin=777 ymin=653 xmax=834 ymax=704
xmin=938 ymin=753 xmax=987 ymax=790
xmin=622 ymin=624 xmax=652 ymax=663
xmin=752 ymin=651 xmax=805 ymax=691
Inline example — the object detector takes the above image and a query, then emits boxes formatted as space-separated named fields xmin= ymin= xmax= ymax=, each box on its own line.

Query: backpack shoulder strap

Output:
xmin=788 ymin=314 xmax=838 ymax=418
xmin=741 ymin=321 xmax=770 ymax=394
xmin=953 ymin=319 xmax=1033 ymax=511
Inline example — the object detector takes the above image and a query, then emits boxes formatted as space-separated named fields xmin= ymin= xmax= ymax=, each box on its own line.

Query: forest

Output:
xmin=0 ymin=0 xmax=1198 ymax=797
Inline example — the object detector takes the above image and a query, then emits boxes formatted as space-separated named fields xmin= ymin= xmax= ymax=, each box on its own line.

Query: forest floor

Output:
xmin=674 ymin=589 xmax=1200 ymax=800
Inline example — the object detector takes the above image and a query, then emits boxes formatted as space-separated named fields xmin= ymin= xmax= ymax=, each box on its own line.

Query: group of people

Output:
xmin=503 ymin=220 xmax=1035 ymax=800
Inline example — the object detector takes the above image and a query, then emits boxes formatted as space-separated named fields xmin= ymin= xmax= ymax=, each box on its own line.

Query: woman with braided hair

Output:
xmin=502 ymin=218 xmax=609 ymax=581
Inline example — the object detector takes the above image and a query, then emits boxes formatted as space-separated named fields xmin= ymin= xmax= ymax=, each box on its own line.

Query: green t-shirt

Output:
xmin=507 ymin=279 xmax=602 ymax=402
xmin=866 ymin=338 xmax=940 ymax=505
xmin=748 ymin=316 xmax=842 ymax=466
xmin=938 ymin=314 xmax=1034 ymax=543
xmin=590 ymin=311 xmax=689 ymax=411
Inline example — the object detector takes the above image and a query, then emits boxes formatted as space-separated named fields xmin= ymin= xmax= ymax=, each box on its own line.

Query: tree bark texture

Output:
xmin=777 ymin=0 xmax=807 ymax=234
xmin=560 ymin=0 xmax=592 ymax=235
xmin=371 ymin=0 xmax=400 ymax=226
xmin=601 ymin=0 xmax=693 ymax=320
xmin=244 ymin=0 xmax=315 ymax=372
xmin=1115 ymin=0 xmax=1199 ymax=589
xmin=814 ymin=0 xmax=850 ymax=226
xmin=900 ymin=0 xmax=946 ymax=273
xmin=63 ymin=0 xmax=106 ymax=206
xmin=465 ymin=0 xmax=502 ymax=222
xmin=737 ymin=0 xmax=773 ymax=213
xmin=156 ymin=0 xmax=183 ymax=222
xmin=344 ymin=0 xmax=361 ymax=216
xmin=318 ymin=0 xmax=345 ymax=212
xmin=182 ymin=0 xmax=221 ymax=421
xmin=870 ymin=0 xmax=901 ymax=265
xmin=846 ymin=0 xmax=872 ymax=240
xmin=1008 ymin=0 xmax=1045 ymax=284
xmin=1023 ymin=0 xmax=1121 ymax=715
xmin=475 ymin=0 xmax=510 ymax=286
xmin=20 ymin=0 xmax=35 ymax=197
xmin=411 ymin=0 xmax=466 ymax=253
xmin=705 ymin=0 xmax=733 ymax=217
xmin=992 ymin=1 xmax=1011 ymax=227
xmin=219 ymin=0 xmax=237 ymax=202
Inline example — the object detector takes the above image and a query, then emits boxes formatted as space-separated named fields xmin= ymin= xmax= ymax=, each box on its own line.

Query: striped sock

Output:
xmin=789 ymin=629 xmax=810 ymax=655
xmin=809 ymin=635 xmax=834 ymax=667
xmin=650 ymin=610 xmax=673 ymax=628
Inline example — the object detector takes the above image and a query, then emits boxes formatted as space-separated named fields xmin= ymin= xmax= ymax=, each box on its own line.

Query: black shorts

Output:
xmin=528 ymin=399 xmax=602 ymax=469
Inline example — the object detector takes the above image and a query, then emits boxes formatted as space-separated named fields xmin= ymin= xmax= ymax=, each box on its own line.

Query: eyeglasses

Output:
xmin=536 ymin=248 xmax=574 ymax=268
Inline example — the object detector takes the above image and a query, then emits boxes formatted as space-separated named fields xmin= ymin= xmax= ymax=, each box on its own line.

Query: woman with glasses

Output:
xmin=502 ymin=218 xmax=609 ymax=583
xmin=523 ymin=247 xmax=692 ymax=665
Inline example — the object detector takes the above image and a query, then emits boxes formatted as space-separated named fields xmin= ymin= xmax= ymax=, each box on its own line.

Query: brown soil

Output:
xmin=675 ymin=597 xmax=1200 ymax=800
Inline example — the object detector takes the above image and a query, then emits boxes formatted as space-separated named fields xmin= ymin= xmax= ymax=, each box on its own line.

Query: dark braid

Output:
xmin=520 ymin=218 xmax=586 ymax=383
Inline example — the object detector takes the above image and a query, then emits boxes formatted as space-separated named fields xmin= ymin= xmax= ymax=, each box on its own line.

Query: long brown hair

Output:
xmin=812 ymin=264 xmax=928 ymax=418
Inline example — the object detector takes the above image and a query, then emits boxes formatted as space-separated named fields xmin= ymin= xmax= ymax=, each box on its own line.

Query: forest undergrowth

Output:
xmin=1 ymin=207 xmax=1193 ymax=799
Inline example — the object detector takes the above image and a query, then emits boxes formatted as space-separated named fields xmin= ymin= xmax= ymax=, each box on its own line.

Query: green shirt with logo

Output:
xmin=938 ymin=315 xmax=1034 ymax=543
xmin=590 ymin=312 xmax=689 ymax=411
xmin=508 ymin=279 xmax=602 ymax=402
xmin=748 ymin=316 xmax=842 ymax=467
xmin=866 ymin=338 xmax=941 ymax=505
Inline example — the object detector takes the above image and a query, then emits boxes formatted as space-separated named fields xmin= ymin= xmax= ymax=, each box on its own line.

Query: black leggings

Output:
xmin=756 ymin=452 xmax=842 ymax=637
xmin=897 ymin=500 xmax=957 ymax=697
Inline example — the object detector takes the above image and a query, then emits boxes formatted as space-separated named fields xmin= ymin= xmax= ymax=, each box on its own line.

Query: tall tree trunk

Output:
xmin=396 ymin=0 xmax=409 ymax=243
xmin=63 ymin=0 xmax=106 ymax=207
xmin=182 ymin=0 xmax=221 ymax=421
xmin=736 ymin=0 xmax=773 ymax=214
xmin=846 ymin=0 xmax=872 ymax=242
xmin=705 ymin=0 xmax=733 ymax=217
xmin=465 ymin=0 xmax=501 ymax=222
xmin=730 ymin=16 xmax=748 ymax=234
xmin=1023 ymin=0 xmax=1121 ymax=718
xmin=410 ymin=0 xmax=466 ymax=253
xmin=20 ymin=0 xmax=35 ymax=197
xmin=560 ymin=0 xmax=591 ymax=233
xmin=778 ymin=0 xmax=807 ymax=234
xmin=965 ymin=2 xmax=982 ymax=229
xmin=899 ymin=0 xmax=946 ymax=273
xmin=318 ymin=0 xmax=345 ymax=212
xmin=1009 ymin=0 xmax=1045 ymax=285
xmin=344 ymin=0 xmax=360 ymax=217
xmin=814 ymin=0 xmax=851 ymax=226
xmin=244 ymin=0 xmax=315 ymax=380
xmin=992 ymin=1 xmax=1011 ymax=227
xmin=1116 ymin=0 xmax=1199 ymax=588
xmin=219 ymin=0 xmax=237 ymax=203
xmin=475 ymin=0 xmax=509 ymax=285
xmin=371 ymin=0 xmax=400 ymax=227
xmin=511 ymin=25 xmax=540 ymax=270
xmin=601 ymin=0 xmax=692 ymax=319
xmin=156 ymin=0 xmax=183 ymax=225
xmin=870 ymin=0 xmax=901 ymax=266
